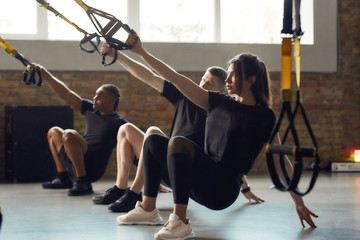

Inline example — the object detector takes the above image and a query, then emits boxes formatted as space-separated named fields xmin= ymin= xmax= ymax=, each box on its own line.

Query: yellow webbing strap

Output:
xmin=294 ymin=38 xmax=301 ymax=89
xmin=42 ymin=5 xmax=75 ymax=28
xmin=281 ymin=37 xmax=293 ymax=102
xmin=74 ymin=0 xmax=89 ymax=12
xmin=0 ymin=37 xmax=19 ymax=57
xmin=61 ymin=17 xmax=82 ymax=31
xmin=281 ymin=38 xmax=292 ymax=91
xmin=37 ymin=0 xmax=87 ymax=35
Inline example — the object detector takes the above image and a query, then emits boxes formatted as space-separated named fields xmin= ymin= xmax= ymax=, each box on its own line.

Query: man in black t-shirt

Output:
xmin=93 ymin=43 xmax=262 ymax=212
xmin=28 ymin=65 xmax=128 ymax=196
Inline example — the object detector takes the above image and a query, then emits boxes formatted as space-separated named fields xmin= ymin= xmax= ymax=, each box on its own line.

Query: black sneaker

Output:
xmin=108 ymin=189 xmax=142 ymax=212
xmin=42 ymin=174 xmax=73 ymax=189
xmin=92 ymin=185 xmax=126 ymax=204
xmin=68 ymin=179 xmax=93 ymax=196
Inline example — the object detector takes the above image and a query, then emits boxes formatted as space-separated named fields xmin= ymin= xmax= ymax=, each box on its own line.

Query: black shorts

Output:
xmin=58 ymin=146 xmax=76 ymax=178
xmin=58 ymin=146 xmax=106 ymax=182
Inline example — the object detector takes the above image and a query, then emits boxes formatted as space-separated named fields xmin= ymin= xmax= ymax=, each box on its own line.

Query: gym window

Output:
xmin=0 ymin=0 xmax=337 ymax=72
xmin=0 ymin=0 xmax=313 ymax=44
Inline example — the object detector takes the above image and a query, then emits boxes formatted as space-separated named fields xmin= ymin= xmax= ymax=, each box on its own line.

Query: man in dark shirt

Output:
xmin=28 ymin=65 xmax=128 ymax=196
xmin=93 ymin=64 xmax=226 ymax=212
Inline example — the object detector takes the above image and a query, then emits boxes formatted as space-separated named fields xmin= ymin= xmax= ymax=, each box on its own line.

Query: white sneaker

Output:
xmin=116 ymin=201 xmax=163 ymax=225
xmin=154 ymin=213 xmax=195 ymax=240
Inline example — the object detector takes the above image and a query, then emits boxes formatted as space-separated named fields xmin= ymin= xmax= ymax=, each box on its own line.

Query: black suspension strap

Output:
xmin=74 ymin=0 xmax=136 ymax=66
xmin=36 ymin=0 xmax=102 ymax=55
xmin=265 ymin=0 xmax=320 ymax=196
xmin=0 ymin=37 xmax=42 ymax=87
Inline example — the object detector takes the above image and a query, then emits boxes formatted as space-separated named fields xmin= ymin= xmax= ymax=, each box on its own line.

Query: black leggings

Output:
xmin=143 ymin=133 xmax=242 ymax=210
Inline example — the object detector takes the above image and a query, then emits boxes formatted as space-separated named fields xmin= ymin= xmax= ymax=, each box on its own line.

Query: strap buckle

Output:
xmin=75 ymin=0 xmax=137 ymax=66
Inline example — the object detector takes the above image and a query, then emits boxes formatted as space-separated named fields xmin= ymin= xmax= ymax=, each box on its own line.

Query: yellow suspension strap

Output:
xmin=265 ymin=0 xmax=320 ymax=196
xmin=74 ymin=0 xmax=137 ymax=66
xmin=0 ymin=37 xmax=42 ymax=86
xmin=36 ymin=0 xmax=100 ymax=54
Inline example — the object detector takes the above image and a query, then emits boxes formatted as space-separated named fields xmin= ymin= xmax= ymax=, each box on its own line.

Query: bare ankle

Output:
xmin=141 ymin=199 xmax=156 ymax=212
xmin=141 ymin=204 xmax=154 ymax=212
xmin=178 ymin=215 xmax=187 ymax=224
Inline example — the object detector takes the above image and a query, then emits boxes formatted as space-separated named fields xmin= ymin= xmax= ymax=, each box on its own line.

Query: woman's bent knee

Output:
xmin=168 ymin=136 xmax=194 ymax=157
xmin=143 ymin=133 xmax=163 ymax=151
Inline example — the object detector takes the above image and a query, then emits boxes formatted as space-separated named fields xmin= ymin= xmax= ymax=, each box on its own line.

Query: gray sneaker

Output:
xmin=154 ymin=213 xmax=195 ymax=240
xmin=116 ymin=201 xmax=163 ymax=225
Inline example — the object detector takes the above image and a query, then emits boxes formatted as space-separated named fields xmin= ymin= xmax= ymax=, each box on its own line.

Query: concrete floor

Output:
xmin=0 ymin=171 xmax=359 ymax=240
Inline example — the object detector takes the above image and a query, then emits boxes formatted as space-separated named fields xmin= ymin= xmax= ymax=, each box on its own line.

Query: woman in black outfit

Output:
xmin=117 ymin=33 xmax=318 ymax=240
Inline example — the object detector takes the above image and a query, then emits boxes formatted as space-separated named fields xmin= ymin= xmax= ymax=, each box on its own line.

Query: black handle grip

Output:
xmin=102 ymin=48 xmax=117 ymax=66
xmin=80 ymin=33 xmax=101 ymax=53
xmin=22 ymin=67 xmax=42 ymax=87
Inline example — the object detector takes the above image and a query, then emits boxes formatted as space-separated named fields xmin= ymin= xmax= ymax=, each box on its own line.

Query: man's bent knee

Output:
xmin=62 ymin=129 xmax=87 ymax=153
xmin=62 ymin=129 xmax=81 ymax=143
xmin=145 ymin=126 xmax=163 ymax=137
xmin=117 ymin=123 xmax=137 ymax=141
xmin=47 ymin=126 xmax=65 ymax=151
xmin=47 ymin=126 xmax=63 ymax=138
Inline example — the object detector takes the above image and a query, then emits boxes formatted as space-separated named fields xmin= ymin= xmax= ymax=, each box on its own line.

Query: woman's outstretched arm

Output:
xmin=273 ymin=133 xmax=319 ymax=228
xmin=101 ymin=43 xmax=164 ymax=92
xmin=126 ymin=33 xmax=210 ymax=110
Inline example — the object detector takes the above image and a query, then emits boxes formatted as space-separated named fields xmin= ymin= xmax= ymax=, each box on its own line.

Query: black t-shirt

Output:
xmin=81 ymin=99 xmax=128 ymax=160
xmin=206 ymin=91 xmax=276 ymax=175
xmin=161 ymin=80 xmax=207 ymax=148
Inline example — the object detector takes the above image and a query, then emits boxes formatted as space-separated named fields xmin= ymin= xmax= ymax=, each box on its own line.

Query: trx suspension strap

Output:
xmin=36 ymin=0 xmax=100 ymax=54
xmin=74 ymin=0 xmax=136 ymax=65
xmin=0 ymin=37 xmax=42 ymax=86
xmin=265 ymin=0 xmax=320 ymax=196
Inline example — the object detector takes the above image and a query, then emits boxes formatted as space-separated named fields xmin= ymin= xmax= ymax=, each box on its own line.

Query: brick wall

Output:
xmin=0 ymin=71 xmax=177 ymax=179
xmin=0 ymin=0 xmax=359 ymax=179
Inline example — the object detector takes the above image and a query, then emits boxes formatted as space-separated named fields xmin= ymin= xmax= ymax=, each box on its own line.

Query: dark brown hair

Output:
xmin=228 ymin=53 xmax=272 ymax=107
